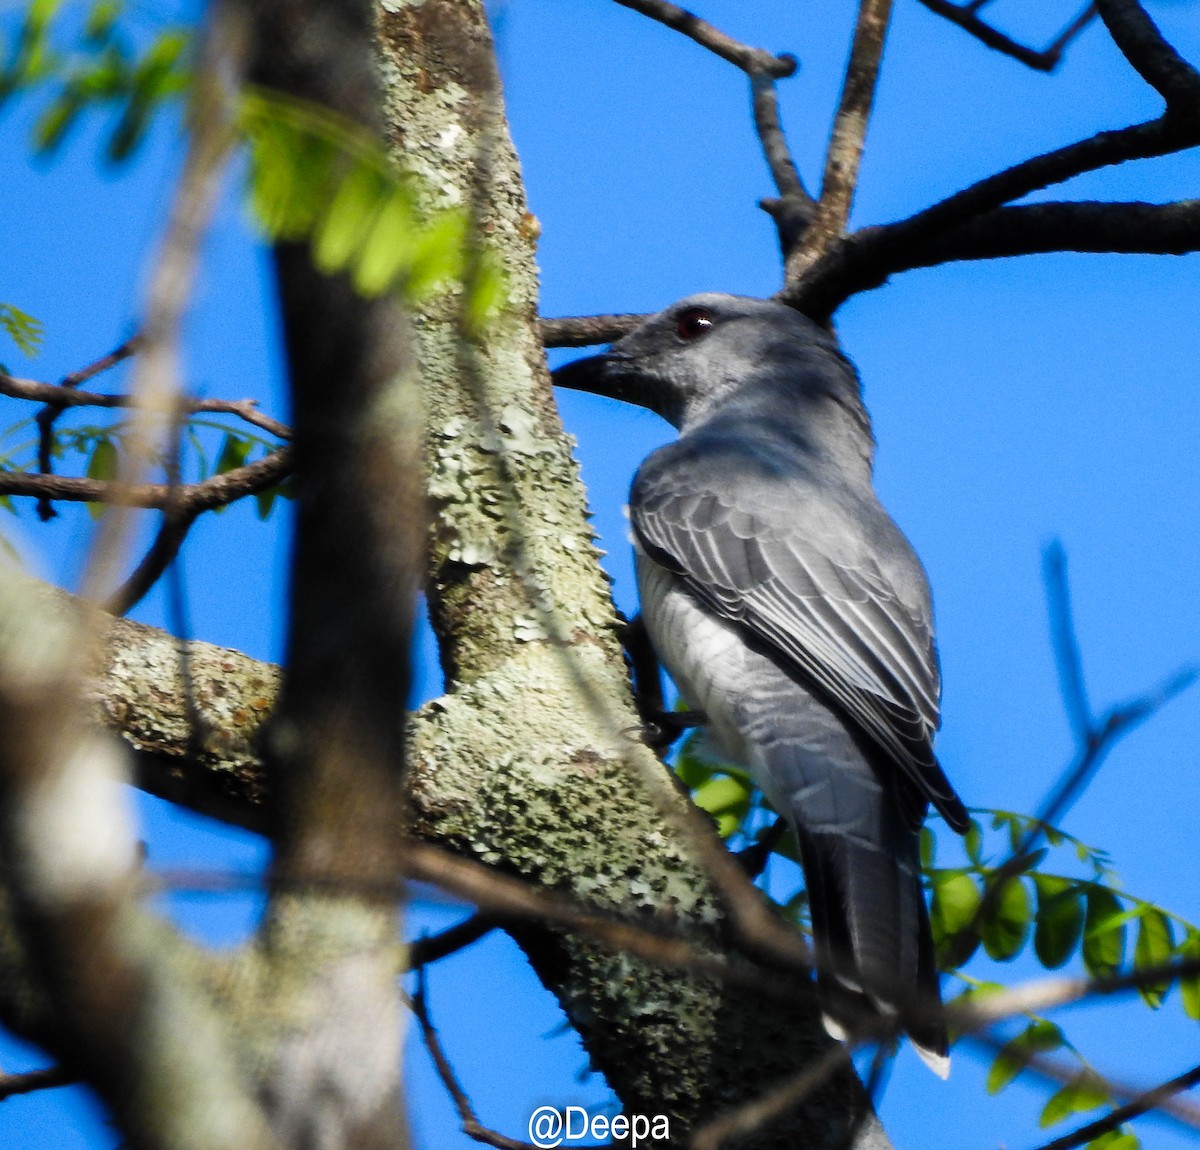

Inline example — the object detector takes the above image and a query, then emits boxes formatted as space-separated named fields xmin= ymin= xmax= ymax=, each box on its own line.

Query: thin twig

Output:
xmin=107 ymin=509 xmax=202 ymax=616
xmin=613 ymin=0 xmax=796 ymax=78
xmin=35 ymin=335 xmax=143 ymax=521
xmin=916 ymin=0 xmax=1097 ymax=71
xmin=1094 ymin=0 xmax=1200 ymax=110
xmin=960 ymin=547 xmax=1196 ymax=956
xmin=785 ymin=0 xmax=894 ymax=286
xmin=0 ymin=1065 xmax=75 ymax=1100
xmin=1044 ymin=542 xmax=1092 ymax=744
xmin=1029 ymin=1061 xmax=1200 ymax=1150
xmin=1027 ymin=545 xmax=1197 ymax=842
xmin=0 ymin=370 xmax=291 ymax=440
xmin=752 ymin=74 xmax=816 ymax=256
xmin=0 ymin=448 xmax=291 ymax=513
xmin=410 ymin=969 xmax=602 ymax=1150
xmin=539 ymin=313 xmax=645 ymax=348
xmin=789 ymin=115 xmax=1200 ymax=318
xmin=407 ymin=913 xmax=497 ymax=968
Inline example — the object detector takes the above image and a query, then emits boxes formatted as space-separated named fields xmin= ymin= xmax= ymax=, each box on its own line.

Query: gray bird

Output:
xmin=552 ymin=293 xmax=969 ymax=1073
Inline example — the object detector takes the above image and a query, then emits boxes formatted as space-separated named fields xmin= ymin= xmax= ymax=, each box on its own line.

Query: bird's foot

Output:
xmin=641 ymin=708 xmax=706 ymax=751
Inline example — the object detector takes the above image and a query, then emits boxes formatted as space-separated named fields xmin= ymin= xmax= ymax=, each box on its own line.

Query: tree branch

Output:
xmin=0 ymin=369 xmax=291 ymax=440
xmin=915 ymin=0 xmax=1097 ymax=72
xmin=35 ymin=334 xmax=143 ymax=521
xmin=785 ymin=0 xmax=894 ymax=284
xmin=107 ymin=508 xmax=202 ymax=617
xmin=539 ymin=313 xmax=645 ymax=348
xmin=612 ymin=0 xmax=796 ymax=78
xmin=0 ymin=1064 xmax=75 ymax=1099
xmin=788 ymin=115 xmax=1200 ymax=317
xmin=753 ymin=74 xmax=816 ymax=255
xmin=1095 ymin=0 xmax=1200 ymax=111
xmin=0 ymin=448 xmax=291 ymax=512
xmin=1030 ymin=1061 xmax=1200 ymax=1150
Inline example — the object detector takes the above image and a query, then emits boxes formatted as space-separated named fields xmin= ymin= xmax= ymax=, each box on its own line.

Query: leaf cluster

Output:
xmin=0 ymin=0 xmax=188 ymax=162
xmin=0 ymin=303 xmax=44 ymax=360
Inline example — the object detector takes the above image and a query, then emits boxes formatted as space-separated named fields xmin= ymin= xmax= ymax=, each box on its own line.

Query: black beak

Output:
xmin=551 ymin=351 xmax=634 ymax=403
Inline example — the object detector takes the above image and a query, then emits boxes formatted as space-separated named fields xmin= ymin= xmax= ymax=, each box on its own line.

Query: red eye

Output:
xmin=676 ymin=307 xmax=715 ymax=340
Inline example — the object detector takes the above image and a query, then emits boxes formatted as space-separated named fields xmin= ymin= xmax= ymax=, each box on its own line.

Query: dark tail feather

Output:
xmin=797 ymin=824 xmax=949 ymax=1077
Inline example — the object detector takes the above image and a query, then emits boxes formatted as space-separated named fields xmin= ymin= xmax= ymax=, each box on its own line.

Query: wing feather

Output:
xmin=633 ymin=439 xmax=968 ymax=832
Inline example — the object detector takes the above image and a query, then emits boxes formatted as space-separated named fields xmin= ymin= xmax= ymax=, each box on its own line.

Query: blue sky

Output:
xmin=1 ymin=2 xmax=1199 ymax=1149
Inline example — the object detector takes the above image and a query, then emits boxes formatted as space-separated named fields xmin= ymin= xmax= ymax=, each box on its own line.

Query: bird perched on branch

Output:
xmin=552 ymin=293 xmax=969 ymax=1074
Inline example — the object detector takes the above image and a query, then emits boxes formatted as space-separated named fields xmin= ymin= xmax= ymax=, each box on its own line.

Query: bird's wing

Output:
xmin=632 ymin=439 xmax=968 ymax=832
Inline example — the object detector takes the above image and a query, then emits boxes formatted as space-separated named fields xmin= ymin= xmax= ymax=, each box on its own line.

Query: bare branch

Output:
xmin=0 ymin=369 xmax=291 ymax=440
xmin=407 ymin=913 xmax=497 ymax=968
xmin=871 ymin=197 xmax=1200 ymax=278
xmin=0 ymin=448 xmax=291 ymax=513
xmin=1095 ymin=0 xmax=1200 ymax=110
xmin=1044 ymin=541 xmax=1094 ymax=742
xmin=107 ymin=509 xmax=202 ymax=617
xmin=1028 ymin=544 xmax=1197 ymax=840
xmin=0 ymin=1065 xmax=75 ymax=1100
xmin=612 ymin=0 xmax=796 ymax=78
xmin=1030 ymin=1061 xmax=1200 ymax=1150
xmin=539 ymin=313 xmax=645 ymax=348
xmin=916 ymin=0 xmax=1098 ymax=72
xmin=36 ymin=335 xmax=143 ymax=521
xmin=949 ymin=955 xmax=1200 ymax=1032
xmin=410 ymin=970 xmax=599 ymax=1150
xmin=753 ymin=75 xmax=816 ymax=254
xmin=785 ymin=0 xmax=894 ymax=284
xmin=788 ymin=115 xmax=1200 ymax=317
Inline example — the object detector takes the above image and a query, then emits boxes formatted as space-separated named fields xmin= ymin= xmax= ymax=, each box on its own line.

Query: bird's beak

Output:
xmin=551 ymin=351 xmax=635 ymax=403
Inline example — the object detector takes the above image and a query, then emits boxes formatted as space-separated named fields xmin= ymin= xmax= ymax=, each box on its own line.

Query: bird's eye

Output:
xmin=675 ymin=307 xmax=715 ymax=340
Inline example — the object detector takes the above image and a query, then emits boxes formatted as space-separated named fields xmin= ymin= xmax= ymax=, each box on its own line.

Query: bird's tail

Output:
xmin=794 ymin=813 xmax=949 ymax=1076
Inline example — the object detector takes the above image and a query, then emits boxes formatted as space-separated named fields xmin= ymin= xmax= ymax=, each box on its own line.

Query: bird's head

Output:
xmin=551 ymin=293 xmax=868 ymax=436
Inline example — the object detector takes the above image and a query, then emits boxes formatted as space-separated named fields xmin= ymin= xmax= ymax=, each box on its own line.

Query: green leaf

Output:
xmin=1180 ymin=929 xmax=1200 ymax=1021
xmin=0 ymin=304 xmax=45 ymax=356
xmin=987 ymin=1019 xmax=1064 ymax=1095
xmin=1039 ymin=1073 xmax=1110 ymax=1128
xmin=215 ymin=433 xmax=251 ymax=475
xmin=1087 ymin=1129 xmax=1140 ymax=1150
xmin=963 ymin=818 xmax=983 ymax=865
xmin=1133 ymin=907 xmax=1174 ymax=1008
xmin=919 ymin=826 xmax=935 ymax=869
xmin=255 ymin=484 xmax=278 ymax=520
xmin=33 ymin=89 xmax=86 ymax=152
xmin=1082 ymin=886 xmax=1127 ymax=979
xmin=931 ymin=872 xmax=982 ymax=969
xmin=351 ymin=185 xmax=416 ymax=296
xmin=312 ymin=161 xmax=389 ymax=275
xmin=84 ymin=0 xmax=122 ymax=44
xmin=406 ymin=208 xmax=468 ymax=299
xmin=85 ymin=436 xmax=118 ymax=518
xmin=981 ymin=876 xmax=1031 ymax=962
xmin=692 ymin=774 xmax=752 ymax=837
xmin=1034 ymin=874 xmax=1086 ymax=970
